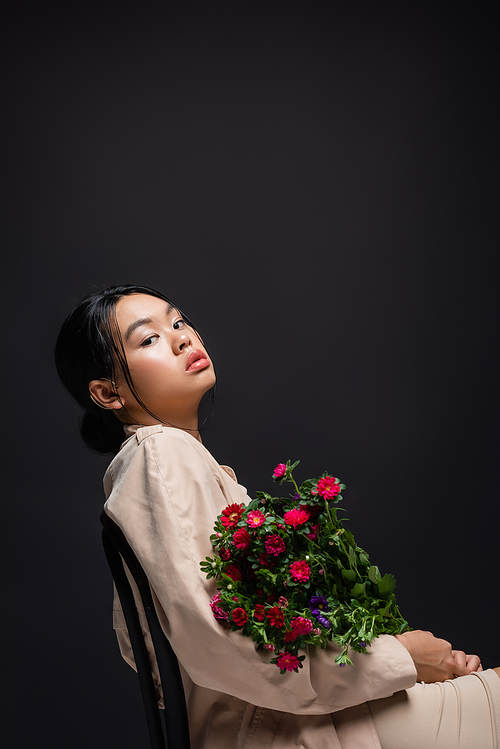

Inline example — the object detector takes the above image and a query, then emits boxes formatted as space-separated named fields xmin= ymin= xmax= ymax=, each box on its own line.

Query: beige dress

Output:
xmin=104 ymin=424 xmax=418 ymax=748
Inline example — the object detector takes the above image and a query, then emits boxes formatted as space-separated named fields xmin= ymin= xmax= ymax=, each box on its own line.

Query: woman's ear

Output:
xmin=88 ymin=379 xmax=122 ymax=411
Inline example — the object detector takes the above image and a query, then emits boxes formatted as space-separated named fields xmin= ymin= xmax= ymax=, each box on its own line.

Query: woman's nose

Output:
xmin=174 ymin=329 xmax=191 ymax=354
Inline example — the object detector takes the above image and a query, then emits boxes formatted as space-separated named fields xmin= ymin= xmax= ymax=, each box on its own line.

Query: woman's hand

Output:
xmin=394 ymin=630 xmax=472 ymax=683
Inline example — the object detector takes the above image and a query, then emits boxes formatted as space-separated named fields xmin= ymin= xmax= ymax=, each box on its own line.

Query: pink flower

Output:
xmin=276 ymin=652 xmax=301 ymax=672
xmin=254 ymin=604 xmax=266 ymax=621
xmin=210 ymin=593 xmax=228 ymax=621
xmin=284 ymin=629 xmax=297 ymax=643
xmin=291 ymin=616 xmax=313 ymax=636
xmin=221 ymin=503 xmax=245 ymax=528
xmin=278 ymin=596 xmax=288 ymax=608
xmin=305 ymin=524 xmax=318 ymax=541
xmin=267 ymin=606 xmax=285 ymax=628
xmin=232 ymin=608 xmax=248 ymax=626
xmin=246 ymin=510 xmax=265 ymax=528
xmin=264 ymin=643 xmax=276 ymax=651
xmin=219 ymin=547 xmax=231 ymax=560
xmin=265 ymin=534 xmax=286 ymax=556
xmin=273 ymin=463 xmax=287 ymax=479
xmin=312 ymin=628 xmax=321 ymax=636
xmin=316 ymin=476 xmax=341 ymax=500
xmin=233 ymin=528 xmax=251 ymax=550
xmin=284 ymin=508 xmax=309 ymax=528
xmin=289 ymin=560 xmax=311 ymax=582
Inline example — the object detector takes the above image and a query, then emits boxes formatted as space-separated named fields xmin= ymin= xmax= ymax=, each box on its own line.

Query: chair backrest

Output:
xmin=100 ymin=511 xmax=191 ymax=749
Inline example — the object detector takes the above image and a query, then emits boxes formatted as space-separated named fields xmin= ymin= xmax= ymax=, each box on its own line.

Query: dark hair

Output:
xmin=55 ymin=284 xmax=215 ymax=454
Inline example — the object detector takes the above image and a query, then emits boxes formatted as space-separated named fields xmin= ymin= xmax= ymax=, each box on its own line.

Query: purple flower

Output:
xmin=309 ymin=595 xmax=329 ymax=611
xmin=309 ymin=595 xmax=331 ymax=630
xmin=313 ymin=613 xmax=330 ymax=629
xmin=359 ymin=641 xmax=366 ymax=648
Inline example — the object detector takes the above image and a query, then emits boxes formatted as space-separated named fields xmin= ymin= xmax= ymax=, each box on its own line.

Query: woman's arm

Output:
xmin=104 ymin=427 xmax=417 ymax=714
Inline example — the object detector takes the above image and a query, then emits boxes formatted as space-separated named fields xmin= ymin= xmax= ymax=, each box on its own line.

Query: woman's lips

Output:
xmin=185 ymin=349 xmax=210 ymax=372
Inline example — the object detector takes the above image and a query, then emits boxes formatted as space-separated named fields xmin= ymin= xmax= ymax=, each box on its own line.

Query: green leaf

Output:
xmin=350 ymin=583 xmax=366 ymax=599
xmin=368 ymin=566 xmax=381 ymax=584
xmin=343 ymin=529 xmax=356 ymax=547
xmin=341 ymin=568 xmax=356 ymax=581
xmin=377 ymin=574 xmax=396 ymax=599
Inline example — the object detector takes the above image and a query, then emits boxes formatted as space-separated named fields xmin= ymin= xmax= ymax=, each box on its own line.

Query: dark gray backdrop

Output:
xmin=4 ymin=3 xmax=499 ymax=747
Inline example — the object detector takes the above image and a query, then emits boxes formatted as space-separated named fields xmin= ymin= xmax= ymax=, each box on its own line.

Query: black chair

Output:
xmin=100 ymin=511 xmax=191 ymax=749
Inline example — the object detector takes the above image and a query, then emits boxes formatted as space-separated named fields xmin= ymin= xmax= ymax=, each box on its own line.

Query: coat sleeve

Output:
xmin=104 ymin=428 xmax=417 ymax=715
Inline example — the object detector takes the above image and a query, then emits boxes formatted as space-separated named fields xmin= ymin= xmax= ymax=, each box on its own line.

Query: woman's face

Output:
xmin=111 ymin=293 xmax=216 ymax=428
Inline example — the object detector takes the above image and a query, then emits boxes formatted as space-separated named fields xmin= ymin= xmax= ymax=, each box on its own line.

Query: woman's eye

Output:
xmin=141 ymin=335 xmax=157 ymax=347
xmin=173 ymin=319 xmax=186 ymax=330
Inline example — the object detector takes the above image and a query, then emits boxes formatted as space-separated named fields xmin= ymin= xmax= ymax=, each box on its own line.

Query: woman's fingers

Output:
xmin=451 ymin=650 xmax=470 ymax=677
xmin=452 ymin=650 xmax=484 ymax=676
xmin=465 ymin=654 xmax=483 ymax=672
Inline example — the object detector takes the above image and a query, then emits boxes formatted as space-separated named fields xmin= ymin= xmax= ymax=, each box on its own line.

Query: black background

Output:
xmin=3 ymin=3 xmax=499 ymax=747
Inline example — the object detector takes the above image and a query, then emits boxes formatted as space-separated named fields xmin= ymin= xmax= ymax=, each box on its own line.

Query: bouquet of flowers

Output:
xmin=201 ymin=460 xmax=410 ymax=673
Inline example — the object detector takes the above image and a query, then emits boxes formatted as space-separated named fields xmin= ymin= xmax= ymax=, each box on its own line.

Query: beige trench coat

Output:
xmin=104 ymin=425 xmax=417 ymax=749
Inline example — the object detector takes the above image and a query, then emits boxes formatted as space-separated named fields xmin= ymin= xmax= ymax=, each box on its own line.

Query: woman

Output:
xmin=55 ymin=284 xmax=500 ymax=749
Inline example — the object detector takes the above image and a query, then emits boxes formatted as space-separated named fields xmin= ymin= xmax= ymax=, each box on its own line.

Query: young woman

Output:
xmin=55 ymin=284 xmax=500 ymax=749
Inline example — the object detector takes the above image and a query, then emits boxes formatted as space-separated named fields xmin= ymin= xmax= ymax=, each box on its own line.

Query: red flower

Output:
xmin=267 ymin=606 xmax=285 ymax=628
xmin=246 ymin=510 xmax=265 ymax=528
xmin=254 ymin=604 xmax=266 ymax=621
xmin=219 ymin=547 xmax=231 ymax=560
xmin=316 ymin=476 xmax=341 ymax=500
xmin=273 ymin=463 xmax=287 ymax=478
xmin=233 ymin=528 xmax=251 ymax=550
xmin=284 ymin=629 xmax=297 ymax=642
xmin=221 ymin=503 xmax=245 ymax=528
xmin=289 ymin=560 xmax=311 ymax=582
xmin=259 ymin=552 xmax=270 ymax=566
xmin=291 ymin=616 xmax=313 ymax=635
xmin=225 ymin=564 xmax=243 ymax=581
xmin=265 ymin=534 xmax=285 ymax=556
xmin=276 ymin=652 xmax=301 ymax=672
xmin=232 ymin=608 xmax=248 ymax=626
xmin=305 ymin=524 xmax=318 ymax=541
xmin=284 ymin=508 xmax=310 ymax=528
